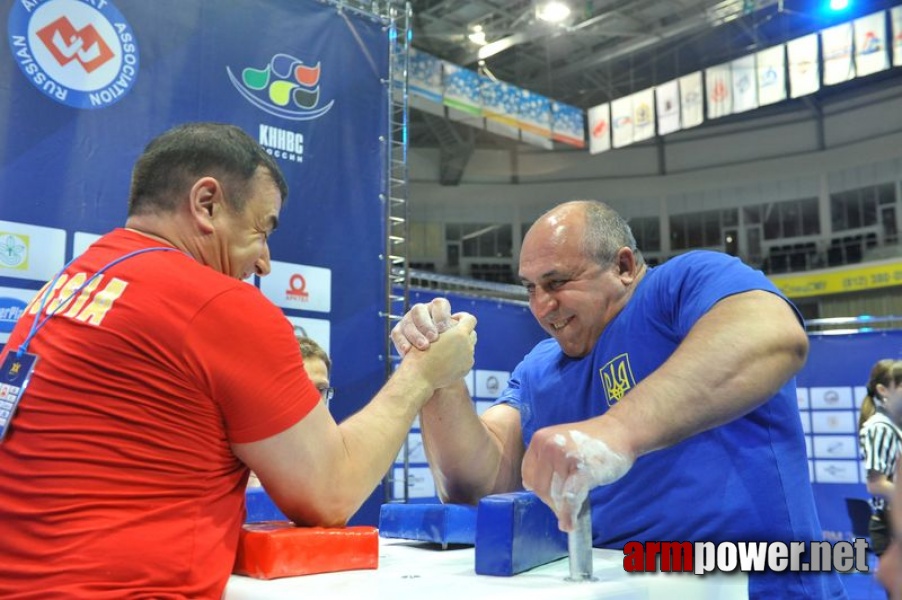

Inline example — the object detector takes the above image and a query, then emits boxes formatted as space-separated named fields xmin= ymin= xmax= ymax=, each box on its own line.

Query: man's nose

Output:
xmin=255 ymin=245 xmax=272 ymax=277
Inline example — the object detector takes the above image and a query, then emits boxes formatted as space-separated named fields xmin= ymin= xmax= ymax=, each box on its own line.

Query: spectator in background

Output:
xmin=248 ymin=335 xmax=333 ymax=489
xmin=297 ymin=335 xmax=333 ymax=407
xmin=858 ymin=359 xmax=902 ymax=558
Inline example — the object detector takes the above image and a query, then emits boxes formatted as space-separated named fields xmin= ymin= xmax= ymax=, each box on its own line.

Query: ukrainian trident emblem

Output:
xmin=600 ymin=354 xmax=636 ymax=406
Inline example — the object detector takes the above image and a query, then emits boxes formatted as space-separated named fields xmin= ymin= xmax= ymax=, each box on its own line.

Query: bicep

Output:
xmin=684 ymin=291 xmax=808 ymax=367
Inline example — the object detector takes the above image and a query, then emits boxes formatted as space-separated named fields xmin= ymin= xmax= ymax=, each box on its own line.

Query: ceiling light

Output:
xmin=536 ymin=1 xmax=571 ymax=23
xmin=468 ymin=25 xmax=487 ymax=46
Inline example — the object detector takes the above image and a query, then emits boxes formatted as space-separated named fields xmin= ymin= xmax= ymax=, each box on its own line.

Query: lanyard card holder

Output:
xmin=0 ymin=351 xmax=38 ymax=442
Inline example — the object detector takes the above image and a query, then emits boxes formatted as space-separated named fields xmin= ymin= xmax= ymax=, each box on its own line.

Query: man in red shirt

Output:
xmin=0 ymin=122 xmax=476 ymax=599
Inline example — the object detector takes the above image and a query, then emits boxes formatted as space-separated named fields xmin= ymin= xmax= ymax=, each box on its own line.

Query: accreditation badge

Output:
xmin=0 ymin=351 xmax=38 ymax=442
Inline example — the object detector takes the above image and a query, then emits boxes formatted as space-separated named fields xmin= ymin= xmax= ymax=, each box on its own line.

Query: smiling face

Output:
xmin=519 ymin=204 xmax=640 ymax=358
xmin=214 ymin=167 xmax=282 ymax=280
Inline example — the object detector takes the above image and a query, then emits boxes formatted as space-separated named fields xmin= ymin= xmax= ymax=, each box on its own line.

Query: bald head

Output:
xmin=525 ymin=201 xmax=644 ymax=268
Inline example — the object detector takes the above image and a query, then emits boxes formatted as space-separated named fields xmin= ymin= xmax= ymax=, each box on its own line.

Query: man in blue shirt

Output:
xmin=392 ymin=200 xmax=845 ymax=599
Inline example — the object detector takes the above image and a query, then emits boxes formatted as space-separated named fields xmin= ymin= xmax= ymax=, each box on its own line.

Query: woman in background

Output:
xmin=859 ymin=359 xmax=902 ymax=559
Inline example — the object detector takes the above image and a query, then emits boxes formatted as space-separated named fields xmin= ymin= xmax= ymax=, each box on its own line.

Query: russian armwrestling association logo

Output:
xmin=227 ymin=53 xmax=334 ymax=121
xmin=7 ymin=0 xmax=139 ymax=109
xmin=599 ymin=353 xmax=637 ymax=407
xmin=0 ymin=233 xmax=28 ymax=271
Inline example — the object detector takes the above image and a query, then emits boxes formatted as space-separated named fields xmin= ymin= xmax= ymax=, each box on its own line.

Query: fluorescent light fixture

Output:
xmin=829 ymin=0 xmax=849 ymax=10
xmin=536 ymin=0 xmax=571 ymax=23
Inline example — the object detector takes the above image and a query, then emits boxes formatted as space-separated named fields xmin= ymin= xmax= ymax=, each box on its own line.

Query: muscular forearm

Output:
xmin=604 ymin=291 xmax=808 ymax=459
xmin=420 ymin=381 xmax=520 ymax=504
xmin=334 ymin=364 xmax=435 ymax=507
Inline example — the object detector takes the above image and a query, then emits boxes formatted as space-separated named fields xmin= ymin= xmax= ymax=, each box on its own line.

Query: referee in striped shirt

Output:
xmin=859 ymin=359 xmax=902 ymax=557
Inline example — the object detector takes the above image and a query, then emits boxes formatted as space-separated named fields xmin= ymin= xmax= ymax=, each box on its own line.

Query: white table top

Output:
xmin=224 ymin=539 xmax=749 ymax=600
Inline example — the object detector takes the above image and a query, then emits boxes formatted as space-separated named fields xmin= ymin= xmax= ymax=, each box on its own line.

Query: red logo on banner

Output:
xmin=286 ymin=274 xmax=309 ymax=302
xmin=592 ymin=119 xmax=608 ymax=138
xmin=36 ymin=17 xmax=115 ymax=73
xmin=711 ymin=80 xmax=728 ymax=102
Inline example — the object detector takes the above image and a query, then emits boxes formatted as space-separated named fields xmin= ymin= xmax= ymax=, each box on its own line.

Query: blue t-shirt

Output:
xmin=496 ymin=251 xmax=845 ymax=599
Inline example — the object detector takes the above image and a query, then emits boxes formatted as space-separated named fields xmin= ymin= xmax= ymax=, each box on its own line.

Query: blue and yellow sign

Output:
xmin=769 ymin=259 xmax=902 ymax=299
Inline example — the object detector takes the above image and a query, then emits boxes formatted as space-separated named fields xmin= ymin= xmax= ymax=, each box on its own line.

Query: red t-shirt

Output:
xmin=0 ymin=229 xmax=319 ymax=598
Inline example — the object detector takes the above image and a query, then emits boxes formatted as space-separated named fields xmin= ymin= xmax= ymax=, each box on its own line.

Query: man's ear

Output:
xmin=616 ymin=246 xmax=638 ymax=280
xmin=189 ymin=177 xmax=221 ymax=234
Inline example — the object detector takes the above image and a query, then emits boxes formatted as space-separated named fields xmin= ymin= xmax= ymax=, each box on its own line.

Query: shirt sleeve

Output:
xmin=181 ymin=285 xmax=320 ymax=444
xmin=860 ymin=420 xmax=901 ymax=476
xmin=658 ymin=252 xmax=803 ymax=339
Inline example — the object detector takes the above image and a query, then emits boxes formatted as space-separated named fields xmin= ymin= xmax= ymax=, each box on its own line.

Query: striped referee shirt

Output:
xmin=859 ymin=404 xmax=902 ymax=512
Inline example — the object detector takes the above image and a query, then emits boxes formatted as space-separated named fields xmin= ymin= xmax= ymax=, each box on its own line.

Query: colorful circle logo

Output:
xmin=227 ymin=53 xmax=334 ymax=121
xmin=7 ymin=0 xmax=139 ymax=109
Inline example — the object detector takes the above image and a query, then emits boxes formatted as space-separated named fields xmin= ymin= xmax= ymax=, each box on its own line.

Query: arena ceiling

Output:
xmin=402 ymin=0 xmax=901 ymax=150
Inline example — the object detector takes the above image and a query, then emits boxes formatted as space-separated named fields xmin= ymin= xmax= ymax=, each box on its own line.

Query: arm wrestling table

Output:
xmin=224 ymin=538 xmax=749 ymax=600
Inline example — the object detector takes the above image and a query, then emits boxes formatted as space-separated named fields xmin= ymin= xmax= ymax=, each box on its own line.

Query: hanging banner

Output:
xmin=788 ymin=34 xmax=820 ymax=98
xmin=893 ymin=6 xmax=902 ymax=67
xmin=822 ymin=22 xmax=855 ymax=86
xmin=518 ymin=89 xmax=552 ymax=149
xmin=610 ymin=96 xmax=634 ymax=148
xmin=551 ymin=101 xmax=586 ymax=148
xmin=631 ymin=87 xmax=655 ymax=143
xmin=587 ymin=102 xmax=611 ymax=155
xmin=408 ymin=48 xmax=443 ymax=103
xmin=756 ymin=44 xmax=787 ymax=106
xmin=705 ymin=62 xmax=732 ymax=119
xmin=679 ymin=72 xmax=704 ymax=129
xmin=481 ymin=78 xmax=520 ymax=141
xmin=655 ymin=79 xmax=680 ymax=136
xmin=854 ymin=11 xmax=889 ymax=78
xmin=730 ymin=55 xmax=758 ymax=114
xmin=443 ymin=62 xmax=482 ymax=123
